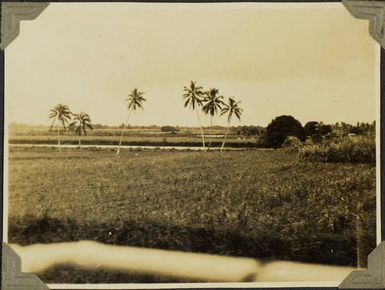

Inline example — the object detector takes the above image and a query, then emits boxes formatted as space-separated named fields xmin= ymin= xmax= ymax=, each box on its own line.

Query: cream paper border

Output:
xmin=47 ymin=281 xmax=342 ymax=289
xmin=3 ymin=51 xmax=9 ymax=245
xmin=375 ymin=42 xmax=382 ymax=246
xmin=1 ymin=2 xmax=382 ymax=289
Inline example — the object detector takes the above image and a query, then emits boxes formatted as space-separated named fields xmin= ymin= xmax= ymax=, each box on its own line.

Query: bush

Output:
xmin=304 ymin=121 xmax=319 ymax=137
xmin=237 ymin=126 xmax=261 ymax=136
xmin=281 ymin=136 xmax=303 ymax=152
xmin=264 ymin=115 xmax=305 ymax=148
xmin=161 ymin=126 xmax=178 ymax=133
xmin=303 ymin=122 xmax=332 ymax=143
xmin=298 ymin=137 xmax=375 ymax=165
xmin=305 ymin=137 xmax=314 ymax=145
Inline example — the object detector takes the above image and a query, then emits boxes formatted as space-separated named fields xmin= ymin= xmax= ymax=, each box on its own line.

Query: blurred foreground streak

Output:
xmin=11 ymin=241 xmax=355 ymax=282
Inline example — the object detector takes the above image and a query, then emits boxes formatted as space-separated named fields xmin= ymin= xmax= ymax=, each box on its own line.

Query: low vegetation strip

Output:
xmin=8 ymin=136 xmax=257 ymax=148
xmin=8 ymin=148 xmax=376 ymax=270
xmin=298 ymin=138 xmax=375 ymax=165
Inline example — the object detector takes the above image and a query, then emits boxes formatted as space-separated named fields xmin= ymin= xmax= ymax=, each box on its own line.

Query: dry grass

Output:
xmin=8 ymin=147 xmax=376 ymax=270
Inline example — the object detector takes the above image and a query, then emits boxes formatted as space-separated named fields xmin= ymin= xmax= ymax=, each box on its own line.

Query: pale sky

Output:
xmin=5 ymin=2 xmax=378 ymax=127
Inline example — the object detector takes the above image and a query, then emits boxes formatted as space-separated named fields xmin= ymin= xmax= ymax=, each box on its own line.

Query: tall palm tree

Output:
xmin=116 ymin=88 xmax=146 ymax=155
xmin=69 ymin=112 xmax=93 ymax=149
xmin=183 ymin=81 xmax=206 ymax=150
xmin=202 ymin=88 xmax=224 ymax=151
xmin=220 ymin=97 xmax=243 ymax=155
xmin=49 ymin=104 xmax=72 ymax=152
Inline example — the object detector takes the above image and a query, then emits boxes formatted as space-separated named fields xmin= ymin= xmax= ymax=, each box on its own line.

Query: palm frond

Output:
xmin=126 ymin=88 xmax=146 ymax=111
xmin=202 ymin=88 xmax=225 ymax=116
xmin=69 ymin=111 xmax=93 ymax=136
xmin=49 ymin=104 xmax=73 ymax=131
xmin=220 ymin=106 xmax=229 ymax=116
xmin=182 ymin=81 xmax=204 ymax=111
xmin=220 ymin=97 xmax=243 ymax=123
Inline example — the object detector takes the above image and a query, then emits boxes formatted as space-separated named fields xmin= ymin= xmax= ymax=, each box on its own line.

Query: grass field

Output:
xmin=7 ymin=146 xmax=376 ymax=282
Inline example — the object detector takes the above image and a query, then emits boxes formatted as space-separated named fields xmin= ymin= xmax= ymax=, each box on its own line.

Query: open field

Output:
xmin=8 ymin=147 xmax=376 ymax=279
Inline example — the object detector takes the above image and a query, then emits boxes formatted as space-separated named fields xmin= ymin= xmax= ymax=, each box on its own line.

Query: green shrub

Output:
xmin=305 ymin=137 xmax=314 ymax=145
xmin=281 ymin=136 xmax=303 ymax=152
xmin=298 ymin=137 xmax=375 ymax=165
xmin=263 ymin=115 xmax=305 ymax=148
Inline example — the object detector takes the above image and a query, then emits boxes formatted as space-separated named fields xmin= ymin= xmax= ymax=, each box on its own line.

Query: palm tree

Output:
xmin=116 ymin=88 xmax=146 ymax=155
xmin=202 ymin=88 xmax=224 ymax=151
xmin=220 ymin=97 xmax=243 ymax=155
xmin=49 ymin=104 xmax=72 ymax=152
xmin=69 ymin=112 xmax=93 ymax=149
xmin=183 ymin=81 xmax=206 ymax=150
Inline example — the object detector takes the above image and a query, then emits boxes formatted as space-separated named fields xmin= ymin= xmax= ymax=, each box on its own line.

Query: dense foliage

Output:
xmin=263 ymin=115 xmax=305 ymax=148
xmin=236 ymin=126 xmax=263 ymax=136
xmin=298 ymin=138 xmax=375 ymax=165
xmin=304 ymin=121 xmax=332 ymax=143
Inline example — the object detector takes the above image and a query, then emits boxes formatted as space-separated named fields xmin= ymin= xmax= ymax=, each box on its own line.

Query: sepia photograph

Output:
xmin=2 ymin=1 xmax=381 ymax=287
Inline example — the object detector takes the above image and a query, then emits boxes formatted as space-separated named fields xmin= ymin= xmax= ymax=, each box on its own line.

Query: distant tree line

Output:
xmin=262 ymin=116 xmax=375 ymax=148
xmin=236 ymin=125 xmax=265 ymax=136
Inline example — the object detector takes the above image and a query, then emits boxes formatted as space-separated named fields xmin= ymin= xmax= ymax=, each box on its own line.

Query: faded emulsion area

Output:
xmin=1 ymin=1 xmax=383 ymax=286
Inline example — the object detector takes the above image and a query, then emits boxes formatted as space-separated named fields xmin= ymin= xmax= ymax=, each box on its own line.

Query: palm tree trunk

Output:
xmin=196 ymin=109 xmax=205 ymax=150
xmin=57 ymin=128 xmax=61 ymax=152
xmin=207 ymin=116 xmax=213 ymax=151
xmin=116 ymin=110 xmax=132 ymax=155
xmin=79 ymin=136 xmax=82 ymax=150
xmin=220 ymin=120 xmax=231 ymax=156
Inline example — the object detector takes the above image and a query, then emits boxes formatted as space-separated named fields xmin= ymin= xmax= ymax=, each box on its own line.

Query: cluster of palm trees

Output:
xmin=48 ymin=104 xmax=93 ymax=152
xmin=182 ymin=81 xmax=243 ymax=152
xmin=49 ymin=88 xmax=147 ymax=155
xmin=48 ymin=82 xmax=242 ymax=155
